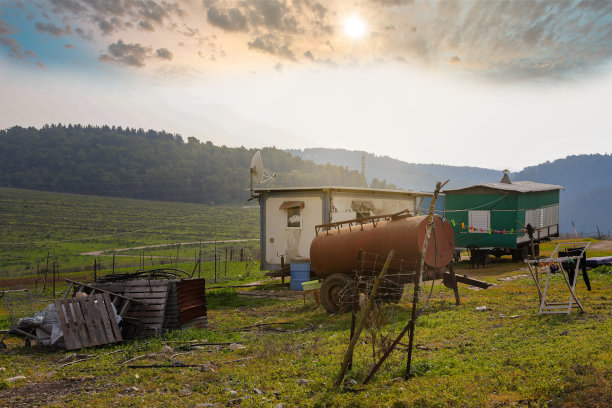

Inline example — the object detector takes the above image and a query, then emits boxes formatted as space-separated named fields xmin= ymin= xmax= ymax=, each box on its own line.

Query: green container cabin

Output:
xmin=444 ymin=174 xmax=562 ymax=259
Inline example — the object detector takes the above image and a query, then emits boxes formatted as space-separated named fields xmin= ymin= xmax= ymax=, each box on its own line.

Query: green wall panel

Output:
xmin=517 ymin=190 xmax=560 ymax=209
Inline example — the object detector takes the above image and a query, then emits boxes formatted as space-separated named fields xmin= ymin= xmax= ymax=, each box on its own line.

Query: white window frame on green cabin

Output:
xmin=468 ymin=210 xmax=490 ymax=233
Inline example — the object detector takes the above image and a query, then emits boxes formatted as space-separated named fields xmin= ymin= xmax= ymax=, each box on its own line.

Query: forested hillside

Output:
xmin=515 ymin=155 xmax=612 ymax=235
xmin=0 ymin=125 xmax=391 ymax=204
xmin=287 ymin=148 xmax=502 ymax=191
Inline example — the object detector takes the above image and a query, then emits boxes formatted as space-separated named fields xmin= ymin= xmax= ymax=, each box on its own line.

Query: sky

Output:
xmin=1 ymin=0 xmax=611 ymax=171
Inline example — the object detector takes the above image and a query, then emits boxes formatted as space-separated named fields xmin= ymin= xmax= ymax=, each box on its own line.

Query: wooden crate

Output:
xmin=122 ymin=280 xmax=169 ymax=337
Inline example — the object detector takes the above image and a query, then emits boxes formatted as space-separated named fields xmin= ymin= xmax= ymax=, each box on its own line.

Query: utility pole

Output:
xmin=361 ymin=151 xmax=367 ymax=188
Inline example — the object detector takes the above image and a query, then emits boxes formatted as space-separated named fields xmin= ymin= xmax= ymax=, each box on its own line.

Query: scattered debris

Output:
xmin=160 ymin=345 xmax=174 ymax=354
xmin=560 ymin=330 xmax=569 ymax=336
xmin=228 ymin=343 xmax=245 ymax=351
xmin=475 ymin=306 xmax=488 ymax=312
xmin=296 ymin=379 xmax=309 ymax=386
xmin=6 ymin=375 xmax=26 ymax=383
xmin=0 ymin=277 xmax=208 ymax=351
xmin=57 ymin=353 xmax=95 ymax=364
xmin=498 ymin=274 xmax=529 ymax=281
xmin=344 ymin=378 xmax=357 ymax=386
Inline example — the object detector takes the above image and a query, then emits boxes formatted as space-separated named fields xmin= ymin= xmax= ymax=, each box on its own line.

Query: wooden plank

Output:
xmin=84 ymin=297 xmax=108 ymax=344
xmin=79 ymin=297 xmax=100 ymax=346
xmin=124 ymin=304 xmax=166 ymax=311
xmin=71 ymin=299 xmax=92 ymax=348
xmin=121 ymin=291 xmax=168 ymax=298
xmin=62 ymin=282 xmax=74 ymax=299
xmin=97 ymin=294 xmax=117 ymax=343
xmin=63 ymin=299 xmax=82 ymax=350
xmin=93 ymin=294 xmax=115 ymax=343
xmin=118 ymin=299 xmax=131 ymax=316
xmin=102 ymin=293 xmax=122 ymax=342
xmin=122 ymin=288 xmax=168 ymax=293
xmin=124 ymin=280 xmax=170 ymax=286
xmin=54 ymin=301 xmax=76 ymax=350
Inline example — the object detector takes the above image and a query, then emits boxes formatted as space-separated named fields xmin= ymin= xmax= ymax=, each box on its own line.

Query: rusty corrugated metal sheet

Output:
xmin=177 ymin=278 xmax=207 ymax=325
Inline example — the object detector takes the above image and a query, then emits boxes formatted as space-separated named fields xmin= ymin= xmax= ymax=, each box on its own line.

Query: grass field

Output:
xmin=0 ymin=187 xmax=610 ymax=407
xmin=0 ymin=187 xmax=260 ymax=277
xmin=0 ymin=261 xmax=610 ymax=407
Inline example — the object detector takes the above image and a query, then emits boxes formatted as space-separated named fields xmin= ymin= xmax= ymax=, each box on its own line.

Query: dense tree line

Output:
xmin=0 ymin=124 xmax=393 ymax=204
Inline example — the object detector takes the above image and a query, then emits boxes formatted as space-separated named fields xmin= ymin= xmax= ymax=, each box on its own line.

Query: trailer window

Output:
xmin=468 ymin=210 xmax=490 ymax=232
xmin=287 ymin=207 xmax=301 ymax=228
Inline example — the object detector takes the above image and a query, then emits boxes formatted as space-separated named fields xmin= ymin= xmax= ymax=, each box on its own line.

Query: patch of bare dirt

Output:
xmin=586 ymin=240 xmax=612 ymax=251
xmin=0 ymin=377 xmax=96 ymax=407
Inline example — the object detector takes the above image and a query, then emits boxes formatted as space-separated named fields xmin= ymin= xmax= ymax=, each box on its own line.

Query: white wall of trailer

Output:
xmin=264 ymin=195 xmax=323 ymax=266
xmin=329 ymin=192 xmax=417 ymax=223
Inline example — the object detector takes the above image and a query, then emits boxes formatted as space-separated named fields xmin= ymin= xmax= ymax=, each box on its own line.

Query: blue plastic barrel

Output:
xmin=290 ymin=261 xmax=311 ymax=291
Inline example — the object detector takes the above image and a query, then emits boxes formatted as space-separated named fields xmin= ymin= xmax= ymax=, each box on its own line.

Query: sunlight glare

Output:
xmin=344 ymin=15 xmax=367 ymax=39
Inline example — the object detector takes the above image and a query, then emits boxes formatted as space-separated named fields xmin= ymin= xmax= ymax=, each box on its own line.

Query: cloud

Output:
xmin=99 ymin=39 xmax=151 ymax=67
xmin=156 ymin=47 xmax=173 ymax=60
xmin=0 ymin=17 xmax=38 ymax=61
xmin=448 ymin=55 xmax=460 ymax=64
xmin=64 ymin=43 xmax=74 ymax=49
xmin=47 ymin=0 xmax=183 ymax=35
xmin=0 ymin=18 xmax=16 ymax=35
xmin=248 ymin=34 xmax=295 ymax=60
xmin=75 ymin=27 xmax=93 ymax=40
xmin=378 ymin=0 xmax=612 ymax=79
xmin=206 ymin=7 xmax=248 ymax=32
xmin=35 ymin=22 xmax=72 ymax=37
xmin=138 ymin=20 xmax=154 ymax=31
xmin=14 ymin=0 xmax=612 ymax=80
xmin=49 ymin=0 xmax=86 ymax=14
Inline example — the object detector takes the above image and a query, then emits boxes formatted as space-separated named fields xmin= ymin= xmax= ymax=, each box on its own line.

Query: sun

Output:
xmin=344 ymin=14 xmax=367 ymax=39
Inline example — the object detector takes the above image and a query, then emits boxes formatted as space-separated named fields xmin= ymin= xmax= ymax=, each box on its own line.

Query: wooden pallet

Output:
xmin=54 ymin=293 xmax=122 ymax=350
xmin=122 ymin=280 xmax=170 ymax=336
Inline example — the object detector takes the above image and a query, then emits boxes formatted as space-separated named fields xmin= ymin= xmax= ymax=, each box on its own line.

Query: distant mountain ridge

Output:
xmin=288 ymin=148 xmax=612 ymax=235
xmin=287 ymin=148 xmax=502 ymax=192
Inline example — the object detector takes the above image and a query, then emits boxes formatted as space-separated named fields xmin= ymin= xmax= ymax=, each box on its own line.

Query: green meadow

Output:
xmin=0 ymin=187 xmax=260 ymax=278
xmin=0 ymin=187 xmax=610 ymax=407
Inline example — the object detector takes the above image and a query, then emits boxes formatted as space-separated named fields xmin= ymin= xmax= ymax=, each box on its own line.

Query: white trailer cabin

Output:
xmin=254 ymin=186 xmax=433 ymax=270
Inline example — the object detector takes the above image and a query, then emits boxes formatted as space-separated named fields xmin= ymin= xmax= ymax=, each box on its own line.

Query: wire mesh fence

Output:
xmin=334 ymin=250 xmax=423 ymax=366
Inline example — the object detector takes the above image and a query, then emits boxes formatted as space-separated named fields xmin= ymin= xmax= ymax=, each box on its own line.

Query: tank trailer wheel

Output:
xmin=320 ymin=273 xmax=356 ymax=314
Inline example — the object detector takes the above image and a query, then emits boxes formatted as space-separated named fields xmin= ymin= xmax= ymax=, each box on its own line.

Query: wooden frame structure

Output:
xmin=524 ymin=242 xmax=590 ymax=315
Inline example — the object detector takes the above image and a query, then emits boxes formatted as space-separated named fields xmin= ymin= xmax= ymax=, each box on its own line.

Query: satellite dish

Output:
xmin=250 ymin=150 xmax=265 ymax=184
xmin=249 ymin=150 xmax=276 ymax=198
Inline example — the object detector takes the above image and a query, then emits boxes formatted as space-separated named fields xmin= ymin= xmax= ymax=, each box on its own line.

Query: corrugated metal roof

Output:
xmin=253 ymin=186 xmax=432 ymax=196
xmin=444 ymin=180 xmax=563 ymax=194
